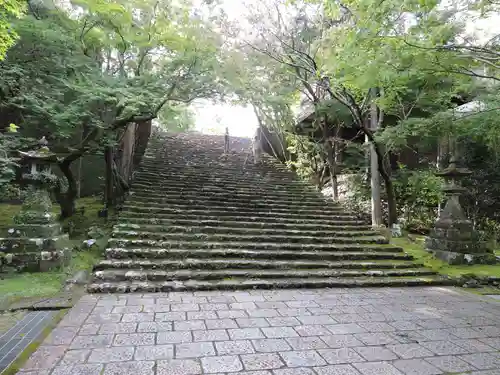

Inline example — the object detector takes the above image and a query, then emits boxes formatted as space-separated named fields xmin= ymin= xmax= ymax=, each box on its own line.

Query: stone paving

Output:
xmin=16 ymin=287 xmax=500 ymax=375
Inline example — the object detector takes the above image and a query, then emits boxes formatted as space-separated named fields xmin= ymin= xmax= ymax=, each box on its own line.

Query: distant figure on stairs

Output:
xmin=253 ymin=127 xmax=263 ymax=164
xmin=224 ymin=127 xmax=229 ymax=154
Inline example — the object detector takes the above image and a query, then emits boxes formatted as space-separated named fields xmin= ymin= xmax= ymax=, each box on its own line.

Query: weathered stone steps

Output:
xmin=95 ymin=258 xmax=423 ymax=270
xmin=119 ymin=213 xmax=366 ymax=226
xmin=104 ymin=247 xmax=411 ymax=260
xmin=110 ymin=230 xmax=385 ymax=244
xmin=114 ymin=223 xmax=375 ymax=236
xmin=90 ymin=132 xmax=441 ymax=293
xmin=126 ymin=196 xmax=341 ymax=211
xmin=120 ymin=205 xmax=360 ymax=220
xmin=124 ymin=199 xmax=346 ymax=212
xmin=117 ymin=218 xmax=371 ymax=230
xmin=129 ymin=191 xmax=329 ymax=205
xmin=132 ymin=181 xmax=319 ymax=194
xmin=87 ymin=276 xmax=452 ymax=293
xmin=94 ymin=268 xmax=437 ymax=282
xmin=107 ymin=237 xmax=389 ymax=250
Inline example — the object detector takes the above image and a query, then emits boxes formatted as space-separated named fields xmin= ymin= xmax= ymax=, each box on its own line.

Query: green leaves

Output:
xmin=0 ymin=0 xmax=26 ymax=60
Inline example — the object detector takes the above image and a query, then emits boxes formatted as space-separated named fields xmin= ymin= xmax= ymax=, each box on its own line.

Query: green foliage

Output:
xmin=393 ymin=168 xmax=443 ymax=233
xmin=0 ymin=0 xmax=26 ymax=60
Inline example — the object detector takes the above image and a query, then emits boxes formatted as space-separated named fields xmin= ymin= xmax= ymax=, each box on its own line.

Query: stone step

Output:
xmin=110 ymin=230 xmax=385 ymax=244
xmin=120 ymin=205 xmax=359 ymax=220
xmin=120 ymin=212 xmax=364 ymax=225
xmin=117 ymin=217 xmax=370 ymax=230
xmin=93 ymin=268 xmax=437 ymax=282
xmin=126 ymin=196 xmax=338 ymax=211
xmin=105 ymin=247 xmax=411 ymax=260
xmin=107 ymin=238 xmax=392 ymax=250
xmin=122 ymin=201 xmax=347 ymax=214
xmin=114 ymin=223 xmax=375 ymax=236
xmin=128 ymin=191 xmax=328 ymax=205
xmin=131 ymin=186 xmax=323 ymax=202
xmin=135 ymin=172 xmax=301 ymax=185
xmin=87 ymin=275 xmax=454 ymax=293
xmin=131 ymin=181 xmax=317 ymax=195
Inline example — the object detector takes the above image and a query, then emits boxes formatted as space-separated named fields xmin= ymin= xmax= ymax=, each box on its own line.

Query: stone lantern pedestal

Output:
xmin=0 ymin=143 xmax=71 ymax=272
xmin=425 ymin=150 xmax=496 ymax=265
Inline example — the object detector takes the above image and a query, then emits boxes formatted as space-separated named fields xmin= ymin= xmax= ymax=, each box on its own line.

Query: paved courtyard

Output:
xmin=16 ymin=287 xmax=500 ymax=375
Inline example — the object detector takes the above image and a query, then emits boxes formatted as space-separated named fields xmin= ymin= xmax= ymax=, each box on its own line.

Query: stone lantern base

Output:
xmin=425 ymin=218 xmax=496 ymax=265
xmin=0 ymin=189 xmax=71 ymax=272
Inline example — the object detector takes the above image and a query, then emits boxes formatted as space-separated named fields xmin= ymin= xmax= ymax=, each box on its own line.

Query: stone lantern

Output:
xmin=0 ymin=137 xmax=70 ymax=272
xmin=425 ymin=138 xmax=496 ymax=265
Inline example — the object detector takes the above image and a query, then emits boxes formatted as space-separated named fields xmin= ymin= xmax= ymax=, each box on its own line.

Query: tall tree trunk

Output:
xmin=369 ymin=90 xmax=383 ymax=226
xmin=57 ymin=160 xmax=77 ymax=219
xmin=104 ymin=146 xmax=114 ymax=209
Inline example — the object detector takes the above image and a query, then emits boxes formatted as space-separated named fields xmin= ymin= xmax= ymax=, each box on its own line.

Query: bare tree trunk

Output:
xmin=104 ymin=146 xmax=114 ymax=209
xmin=369 ymin=89 xmax=383 ymax=226
xmin=56 ymin=160 xmax=78 ymax=219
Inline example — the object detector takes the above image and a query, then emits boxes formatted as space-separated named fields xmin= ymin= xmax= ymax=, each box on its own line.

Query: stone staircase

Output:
xmin=88 ymin=132 xmax=447 ymax=293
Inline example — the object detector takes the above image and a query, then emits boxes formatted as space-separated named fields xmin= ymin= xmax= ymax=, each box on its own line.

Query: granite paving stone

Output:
xmin=425 ymin=355 xmax=477 ymax=372
xmin=156 ymin=359 xmax=202 ymax=375
xmin=326 ymin=324 xmax=366 ymax=335
xmin=294 ymin=325 xmax=332 ymax=337
xmin=420 ymin=340 xmax=469 ymax=355
xmin=252 ymin=338 xmax=292 ymax=352
xmin=353 ymin=345 xmax=398 ymax=361
xmin=460 ymin=352 xmax=500 ymax=370
xmin=273 ymin=368 xmax=316 ymax=375
xmin=122 ymin=313 xmax=154 ymax=322
xmin=262 ymin=326 xmax=299 ymax=338
xmin=313 ymin=364 xmax=362 ymax=375
xmin=241 ymin=353 xmax=285 ymax=370
xmin=134 ymin=344 xmax=174 ymax=360
xmin=51 ymin=364 xmax=104 ymax=375
xmin=201 ymin=355 xmax=243 ymax=373
xmin=157 ymin=330 xmax=193 ymax=344
xmin=280 ymin=350 xmax=327 ymax=367
xmin=386 ymin=343 xmax=434 ymax=359
xmin=188 ymin=311 xmax=218 ymax=320
xmin=15 ymin=288 xmax=500 ymax=375
xmin=206 ymin=318 xmax=238 ymax=329
xmin=317 ymin=348 xmax=365 ymax=365
xmin=229 ymin=328 xmax=265 ymax=339
xmin=99 ymin=323 xmax=137 ymax=334
xmin=58 ymin=349 xmax=90 ymax=365
xmin=175 ymin=342 xmax=216 ymax=358
xmin=137 ymin=322 xmax=173 ymax=332
xmin=70 ymin=334 xmax=114 ymax=349
xmin=320 ymin=334 xmax=364 ymax=348
xmin=87 ymin=347 xmax=135 ymax=363
xmin=102 ymin=360 xmax=154 ymax=375
xmin=215 ymin=339 xmax=255 ymax=354
xmin=392 ymin=359 xmax=441 ymax=375
xmin=286 ymin=336 xmax=329 ymax=350
xmin=193 ymin=329 xmax=229 ymax=341
xmin=353 ymin=361 xmax=403 ymax=375
xmin=113 ymin=333 xmax=155 ymax=346
xmin=236 ymin=318 xmax=270 ymax=328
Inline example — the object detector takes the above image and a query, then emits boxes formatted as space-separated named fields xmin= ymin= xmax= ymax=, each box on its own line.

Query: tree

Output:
xmin=1 ymin=0 xmax=232 ymax=217
xmin=0 ymin=0 xmax=25 ymax=60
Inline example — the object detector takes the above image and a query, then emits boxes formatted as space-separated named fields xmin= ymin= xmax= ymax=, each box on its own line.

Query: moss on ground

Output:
xmin=392 ymin=236 xmax=500 ymax=278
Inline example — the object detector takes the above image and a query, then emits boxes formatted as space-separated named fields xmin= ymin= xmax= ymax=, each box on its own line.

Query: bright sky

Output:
xmin=193 ymin=0 xmax=258 ymax=138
